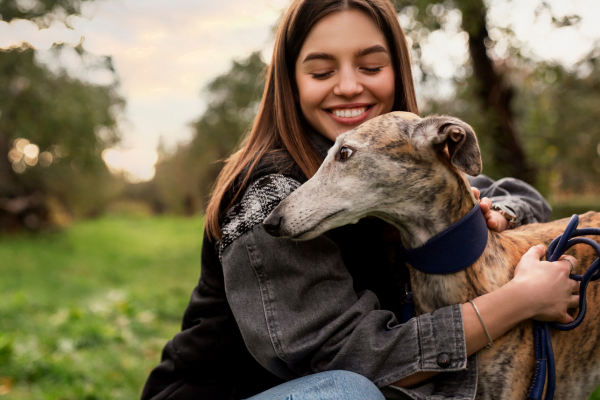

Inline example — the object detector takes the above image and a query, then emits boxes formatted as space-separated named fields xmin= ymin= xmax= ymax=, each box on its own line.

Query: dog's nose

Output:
xmin=263 ymin=214 xmax=283 ymax=236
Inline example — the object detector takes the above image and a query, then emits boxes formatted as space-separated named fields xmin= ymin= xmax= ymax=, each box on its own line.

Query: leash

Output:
xmin=528 ymin=214 xmax=600 ymax=400
xmin=398 ymin=208 xmax=600 ymax=399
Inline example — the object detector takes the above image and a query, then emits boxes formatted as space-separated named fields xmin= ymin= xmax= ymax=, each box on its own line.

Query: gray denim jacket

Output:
xmin=218 ymin=169 xmax=551 ymax=399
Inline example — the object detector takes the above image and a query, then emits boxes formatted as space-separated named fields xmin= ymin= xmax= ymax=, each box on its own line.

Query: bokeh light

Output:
xmin=39 ymin=152 xmax=53 ymax=167
xmin=9 ymin=139 xmax=56 ymax=173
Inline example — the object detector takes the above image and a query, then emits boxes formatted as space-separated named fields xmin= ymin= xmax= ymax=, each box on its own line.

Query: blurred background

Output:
xmin=1 ymin=0 xmax=599 ymax=398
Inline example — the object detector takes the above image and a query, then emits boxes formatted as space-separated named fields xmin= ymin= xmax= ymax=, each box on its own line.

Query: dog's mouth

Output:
xmin=290 ymin=208 xmax=348 ymax=240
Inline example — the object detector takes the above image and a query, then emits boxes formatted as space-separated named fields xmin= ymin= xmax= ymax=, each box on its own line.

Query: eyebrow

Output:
xmin=355 ymin=44 xmax=388 ymax=58
xmin=302 ymin=52 xmax=335 ymax=63
xmin=301 ymin=44 xmax=388 ymax=63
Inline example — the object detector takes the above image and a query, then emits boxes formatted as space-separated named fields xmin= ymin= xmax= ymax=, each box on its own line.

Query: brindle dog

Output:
xmin=264 ymin=112 xmax=600 ymax=399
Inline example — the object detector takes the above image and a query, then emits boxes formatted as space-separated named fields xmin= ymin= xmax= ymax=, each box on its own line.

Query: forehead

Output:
xmin=299 ymin=9 xmax=388 ymax=57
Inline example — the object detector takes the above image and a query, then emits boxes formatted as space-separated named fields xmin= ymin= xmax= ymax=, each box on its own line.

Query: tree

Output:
xmin=517 ymin=55 xmax=600 ymax=196
xmin=143 ymin=52 xmax=266 ymax=214
xmin=0 ymin=0 xmax=124 ymax=230
xmin=392 ymin=0 xmax=585 ymax=185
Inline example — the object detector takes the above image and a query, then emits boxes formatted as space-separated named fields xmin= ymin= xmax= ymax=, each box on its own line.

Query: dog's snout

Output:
xmin=263 ymin=213 xmax=283 ymax=236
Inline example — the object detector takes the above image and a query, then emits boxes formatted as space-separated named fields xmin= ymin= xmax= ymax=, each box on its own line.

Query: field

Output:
xmin=0 ymin=215 xmax=599 ymax=399
xmin=0 ymin=217 xmax=203 ymax=399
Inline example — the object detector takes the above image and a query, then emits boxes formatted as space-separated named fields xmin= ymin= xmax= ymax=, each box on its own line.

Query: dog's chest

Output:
xmin=409 ymin=269 xmax=471 ymax=313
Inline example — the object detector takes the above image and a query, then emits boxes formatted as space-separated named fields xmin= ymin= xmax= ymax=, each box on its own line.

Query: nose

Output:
xmin=263 ymin=213 xmax=283 ymax=237
xmin=333 ymin=68 xmax=363 ymax=98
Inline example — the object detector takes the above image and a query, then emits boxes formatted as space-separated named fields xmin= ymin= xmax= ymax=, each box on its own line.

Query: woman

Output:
xmin=141 ymin=1 xmax=579 ymax=399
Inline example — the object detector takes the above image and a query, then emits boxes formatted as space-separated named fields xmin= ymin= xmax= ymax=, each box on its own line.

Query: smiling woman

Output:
xmin=141 ymin=1 xmax=566 ymax=399
xmin=295 ymin=10 xmax=396 ymax=141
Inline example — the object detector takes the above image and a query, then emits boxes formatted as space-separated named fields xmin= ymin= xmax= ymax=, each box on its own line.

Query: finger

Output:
xmin=569 ymin=280 xmax=581 ymax=294
xmin=568 ymin=294 xmax=580 ymax=309
xmin=472 ymin=187 xmax=481 ymax=201
xmin=557 ymin=258 xmax=577 ymax=276
xmin=523 ymin=244 xmax=546 ymax=261
xmin=559 ymin=255 xmax=578 ymax=269
xmin=487 ymin=218 xmax=498 ymax=229
xmin=480 ymin=197 xmax=492 ymax=212
xmin=555 ymin=313 xmax=574 ymax=324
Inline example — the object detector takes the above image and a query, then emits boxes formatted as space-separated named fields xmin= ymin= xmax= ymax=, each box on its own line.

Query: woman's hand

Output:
xmin=511 ymin=245 xmax=580 ymax=324
xmin=459 ymin=244 xmax=580 ymax=358
xmin=472 ymin=187 xmax=509 ymax=233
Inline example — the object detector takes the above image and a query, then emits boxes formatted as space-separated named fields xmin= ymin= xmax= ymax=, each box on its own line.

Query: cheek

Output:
xmin=297 ymin=75 xmax=330 ymax=110
xmin=371 ymin=69 xmax=395 ymax=110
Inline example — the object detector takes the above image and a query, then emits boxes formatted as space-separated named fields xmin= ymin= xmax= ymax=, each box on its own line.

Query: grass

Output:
xmin=0 ymin=216 xmax=204 ymax=399
xmin=549 ymin=196 xmax=600 ymax=221
xmin=0 ymin=215 xmax=599 ymax=399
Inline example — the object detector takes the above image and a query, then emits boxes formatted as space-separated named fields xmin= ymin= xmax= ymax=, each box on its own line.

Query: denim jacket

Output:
xmin=218 ymin=171 xmax=551 ymax=400
xmin=142 ymin=130 xmax=551 ymax=400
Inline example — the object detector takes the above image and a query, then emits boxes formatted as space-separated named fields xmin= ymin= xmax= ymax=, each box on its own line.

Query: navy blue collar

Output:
xmin=402 ymin=204 xmax=488 ymax=275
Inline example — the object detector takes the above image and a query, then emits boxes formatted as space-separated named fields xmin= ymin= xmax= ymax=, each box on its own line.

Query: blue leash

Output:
xmin=528 ymin=214 xmax=600 ymax=400
xmin=399 ymin=210 xmax=600 ymax=398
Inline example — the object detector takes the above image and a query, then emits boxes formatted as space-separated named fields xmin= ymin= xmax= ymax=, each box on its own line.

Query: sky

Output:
xmin=1 ymin=0 xmax=600 ymax=181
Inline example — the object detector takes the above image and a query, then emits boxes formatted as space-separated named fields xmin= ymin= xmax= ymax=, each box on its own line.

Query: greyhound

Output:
xmin=263 ymin=112 xmax=600 ymax=399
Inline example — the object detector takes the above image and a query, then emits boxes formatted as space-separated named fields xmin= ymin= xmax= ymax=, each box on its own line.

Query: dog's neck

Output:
xmin=380 ymin=170 xmax=477 ymax=249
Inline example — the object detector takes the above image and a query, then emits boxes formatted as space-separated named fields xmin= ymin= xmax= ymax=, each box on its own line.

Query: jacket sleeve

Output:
xmin=218 ymin=177 xmax=477 ymax=400
xmin=467 ymin=174 xmax=551 ymax=226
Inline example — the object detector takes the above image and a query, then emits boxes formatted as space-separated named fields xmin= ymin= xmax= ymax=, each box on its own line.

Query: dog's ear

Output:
xmin=412 ymin=116 xmax=482 ymax=176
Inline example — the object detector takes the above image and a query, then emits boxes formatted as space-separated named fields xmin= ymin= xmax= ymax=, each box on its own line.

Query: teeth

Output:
xmin=331 ymin=107 xmax=367 ymax=118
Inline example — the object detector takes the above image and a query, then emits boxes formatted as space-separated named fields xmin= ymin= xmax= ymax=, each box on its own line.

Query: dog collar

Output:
xmin=402 ymin=204 xmax=488 ymax=275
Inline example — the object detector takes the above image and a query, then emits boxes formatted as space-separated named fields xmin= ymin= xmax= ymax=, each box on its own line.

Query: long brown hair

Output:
xmin=205 ymin=0 xmax=419 ymax=240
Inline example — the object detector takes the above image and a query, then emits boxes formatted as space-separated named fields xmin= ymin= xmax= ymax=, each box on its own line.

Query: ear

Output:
xmin=412 ymin=116 xmax=482 ymax=176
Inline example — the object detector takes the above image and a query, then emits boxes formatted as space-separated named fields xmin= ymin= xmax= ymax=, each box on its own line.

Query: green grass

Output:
xmin=0 ymin=216 xmax=204 ymax=399
xmin=550 ymin=196 xmax=600 ymax=221
xmin=0 ymin=215 xmax=599 ymax=399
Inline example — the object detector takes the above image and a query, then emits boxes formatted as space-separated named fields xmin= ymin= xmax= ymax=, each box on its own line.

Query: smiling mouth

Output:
xmin=291 ymin=208 xmax=347 ymax=239
xmin=326 ymin=105 xmax=372 ymax=119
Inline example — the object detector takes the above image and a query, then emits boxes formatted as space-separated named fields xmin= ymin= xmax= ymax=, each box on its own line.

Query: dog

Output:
xmin=263 ymin=112 xmax=600 ymax=399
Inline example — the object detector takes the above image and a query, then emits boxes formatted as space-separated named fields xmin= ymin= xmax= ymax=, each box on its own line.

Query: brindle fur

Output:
xmin=265 ymin=112 xmax=600 ymax=400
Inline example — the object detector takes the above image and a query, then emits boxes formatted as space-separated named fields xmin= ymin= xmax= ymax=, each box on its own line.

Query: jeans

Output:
xmin=246 ymin=370 xmax=385 ymax=400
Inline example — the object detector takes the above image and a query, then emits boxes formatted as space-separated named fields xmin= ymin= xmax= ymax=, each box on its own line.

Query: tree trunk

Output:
xmin=460 ymin=0 xmax=536 ymax=183
xmin=0 ymin=130 xmax=48 ymax=231
xmin=0 ymin=130 xmax=19 ymax=196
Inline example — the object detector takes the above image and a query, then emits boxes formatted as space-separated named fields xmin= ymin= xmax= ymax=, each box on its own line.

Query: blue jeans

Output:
xmin=246 ymin=370 xmax=385 ymax=400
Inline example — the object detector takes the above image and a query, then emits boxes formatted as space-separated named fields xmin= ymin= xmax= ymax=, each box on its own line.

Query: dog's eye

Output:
xmin=338 ymin=147 xmax=353 ymax=161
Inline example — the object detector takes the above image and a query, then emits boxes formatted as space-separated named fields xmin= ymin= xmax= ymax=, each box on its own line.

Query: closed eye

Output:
xmin=361 ymin=67 xmax=382 ymax=74
xmin=312 ymin=71 xmax=333 ymax=79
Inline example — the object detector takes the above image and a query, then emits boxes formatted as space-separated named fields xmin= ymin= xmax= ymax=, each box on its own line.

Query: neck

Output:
xmin=381 ymin=171 xmax=477 ymax=249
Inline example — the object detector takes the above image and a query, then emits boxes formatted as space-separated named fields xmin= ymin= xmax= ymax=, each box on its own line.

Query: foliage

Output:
xmin=138 ymin=2 xmax=600 ymax=214
xmin=135 ymin=52 xmax=266 ymax=214
xmin=0 ymin=47 xmax=124 ymax=222
xmin=0 ymin=0 xmax=96 ymax=27
xmin=0 ymin=216 xmax=203 ymax=399
xmin=518 ymin=58 xmax=600 ymax=196
xmin=392 ymin=0 xmax=600 ymax=198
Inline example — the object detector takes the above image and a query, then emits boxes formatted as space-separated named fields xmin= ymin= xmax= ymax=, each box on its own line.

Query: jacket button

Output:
xmin=436 ymin=353 xmax=451 ymax=368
